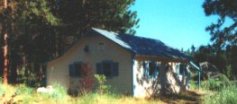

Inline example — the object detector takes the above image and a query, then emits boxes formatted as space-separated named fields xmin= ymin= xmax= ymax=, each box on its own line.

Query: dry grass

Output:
xmin=71 ymin=93 xmax=165 ymax=104
xmin=157 ymin=90 xmax=205 ymax=104
xmin=0 ymin=84 xmax=204 ymax=104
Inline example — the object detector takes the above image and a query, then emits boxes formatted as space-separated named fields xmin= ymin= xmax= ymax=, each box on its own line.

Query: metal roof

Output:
xmin=92 ymin=28 xmax=190 ymax=61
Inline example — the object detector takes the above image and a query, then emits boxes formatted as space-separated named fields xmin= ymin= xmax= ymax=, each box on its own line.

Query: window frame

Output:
xmin=69 ymin=62 xmax=83 ymax=78
xmin=143 ymin=61 xmax=159 ymax=79
xmin=96 ymin=60 xmax=119 ymax=78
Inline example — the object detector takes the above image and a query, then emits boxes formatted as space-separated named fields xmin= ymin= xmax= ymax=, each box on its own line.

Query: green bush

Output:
xmin=202 ymin=74 xmax=230 ymax=91
xmin=204 ymin=85 xmax=237 ymax=104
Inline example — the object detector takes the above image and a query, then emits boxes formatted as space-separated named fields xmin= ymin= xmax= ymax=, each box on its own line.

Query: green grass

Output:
xmin=201 ymin=74 xmax=231 ymax=91
xmin=201 ymin=75 xmax=237 ymax=104
xmin=0 ymin=77 xmax=206 ymax=104
xmin=203 ymin=84 xmax=237 ymax=104
xmin=0 ymin=83 xmax=70 ymax=104
xmin=0 ymin=83 xmax=164 ymax=104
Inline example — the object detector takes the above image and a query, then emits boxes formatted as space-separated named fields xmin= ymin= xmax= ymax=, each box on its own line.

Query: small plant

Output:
xmin=94 ymin=74 xmax=110 ymax=94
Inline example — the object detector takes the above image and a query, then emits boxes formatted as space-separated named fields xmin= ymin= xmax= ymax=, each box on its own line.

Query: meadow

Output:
xmin=0 ymin=75 xmax=236 ymax=104
xmin=0 ymin=83 xmax=164 ymax=104
xmin=202 ymin=75 xmax=237 ymax=104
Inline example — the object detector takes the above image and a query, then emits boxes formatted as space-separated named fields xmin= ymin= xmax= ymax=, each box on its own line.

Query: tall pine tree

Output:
xmin=0 ymin=0 xmax=139 ymax=85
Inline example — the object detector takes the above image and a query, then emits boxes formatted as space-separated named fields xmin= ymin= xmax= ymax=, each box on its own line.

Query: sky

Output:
xmin=132 ymin=0 xmax=217 ymax=50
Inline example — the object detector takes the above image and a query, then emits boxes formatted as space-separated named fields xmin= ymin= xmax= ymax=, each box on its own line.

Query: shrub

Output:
xmin=94 ymin=74 xmax=110 ymax=94
xmin=204 ymin=85 xmax=237 ymax=104
xmin=202 ymin=74 xmax=230 ymax=91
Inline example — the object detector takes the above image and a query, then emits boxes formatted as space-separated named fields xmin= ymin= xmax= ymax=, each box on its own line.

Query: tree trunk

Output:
xmin=2 ymin=0 xmax=9 ymax=85
xmin=3 ymin=33 xmax=8 ymax=84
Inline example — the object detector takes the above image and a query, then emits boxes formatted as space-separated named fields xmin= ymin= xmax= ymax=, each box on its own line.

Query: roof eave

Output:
xmin=134 ymin=54 xmax=189 ymax=63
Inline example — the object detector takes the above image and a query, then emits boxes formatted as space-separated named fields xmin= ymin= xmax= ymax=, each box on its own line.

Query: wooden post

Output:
xmin=3 ymin=0 xmax=9 ymax=85
xmin=198 ymin=69 xmax=201 ymax=90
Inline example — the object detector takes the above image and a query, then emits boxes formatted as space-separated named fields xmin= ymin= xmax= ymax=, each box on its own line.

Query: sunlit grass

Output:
xmin=203 ymin=84 xmax=237 ymax=104
xmin=0 ymin=81 xmax=207 ymax=104
xmin=0 ymin=83 xmax=165 ymax=104
xmin=73 ymin=93 xmax=163 ymax=104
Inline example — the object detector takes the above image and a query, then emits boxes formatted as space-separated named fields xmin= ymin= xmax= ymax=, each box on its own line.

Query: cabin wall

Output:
xmin=133 ymin=59 xmax=161 ymax=97
xmin=133 ymin=59 xmax=183 ymax=97
xmin=47 ymin=34 xmax=133 ymax=94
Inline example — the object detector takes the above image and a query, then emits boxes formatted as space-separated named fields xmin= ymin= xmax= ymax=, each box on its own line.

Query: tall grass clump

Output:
xmin=37 ymin=83 xmax=68 ymax=102
xmin=202 ymin=74 xmax=237 ymax=104
xmin=204 ymin=84 xmax=237 ymax=104
xmin=202 ymin=74 xmax=230 ymax=91
xmin=16 ymin=84 xmax=34 ymax=95
xmin=50 ymin=83 xmax=68 ymax=100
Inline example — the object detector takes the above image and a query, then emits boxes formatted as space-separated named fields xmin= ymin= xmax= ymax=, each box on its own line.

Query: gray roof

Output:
xmin=92 ymin=28 xmax=190 ymax=61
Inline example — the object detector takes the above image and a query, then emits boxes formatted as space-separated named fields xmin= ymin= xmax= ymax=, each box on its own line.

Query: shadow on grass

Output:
xmin=153 ymin=90 xmax=203 ymax=104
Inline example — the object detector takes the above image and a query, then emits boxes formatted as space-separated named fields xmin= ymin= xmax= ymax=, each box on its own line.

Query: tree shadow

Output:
xmin=156 ymin=90 xmax=203 ymax=104
xmin=135 ymin=60 xmax=200 ymax=102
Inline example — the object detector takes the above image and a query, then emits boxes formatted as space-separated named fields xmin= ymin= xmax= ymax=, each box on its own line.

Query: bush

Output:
xmin=204 ymin=85 xmax=237 ymax=104
xmin=202 ymin=74 xmax=230 ymax=91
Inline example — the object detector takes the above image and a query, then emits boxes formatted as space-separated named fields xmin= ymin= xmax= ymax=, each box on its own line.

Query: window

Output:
xmin=143 ymin=61 xmax=159 ymax=79
xmin=175 ymin=63 xmax=181 ymax=74
xmin=96 ymin=61 xmax=119 ymax=78
xmin=69 ymin=62 xmax=82 ymax=77
xmin=179 ymin=63 xmax=187 ymax=75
